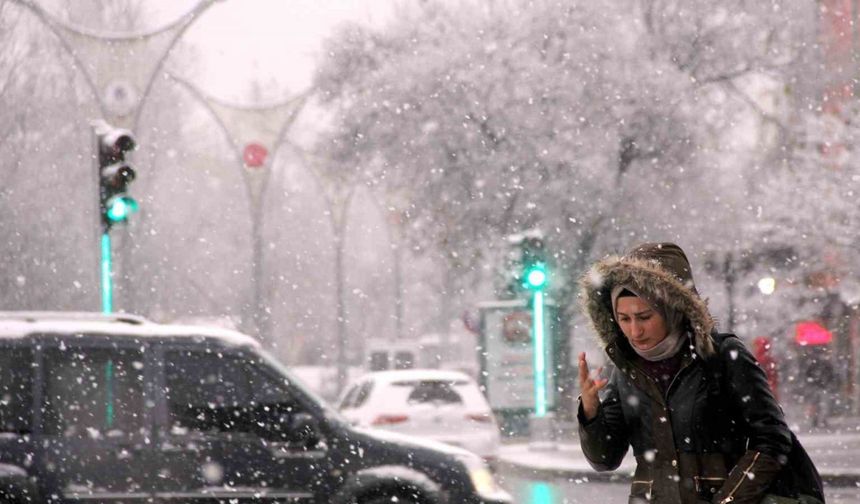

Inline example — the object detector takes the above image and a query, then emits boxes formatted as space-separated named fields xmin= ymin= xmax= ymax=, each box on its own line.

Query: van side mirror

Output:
xmin=251 ymin=404 xmax=322 ymax=449
xmin=289 ymin=412 xmax=322 ymax=450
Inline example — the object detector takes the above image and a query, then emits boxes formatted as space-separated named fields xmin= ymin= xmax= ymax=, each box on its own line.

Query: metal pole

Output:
xmin=252 ymin=199 xmax=265 ymax=341
xmin=393 ymin=234 xmax=404 ymax=340
xmin=533 ymin=290 xmax=546 ymax=417
xmin=167 ymin=74 xmax=310 ymax=341
xmin=335 ymin=225 xmax=348 ymax=394
xmin=329 ymin=191 xmax=353 ymax=395
xmin=853 ymin=0 xmax=859 ymax=95
xmin=101 ymin=233 xmax=112 ymax=313
xmin=93 ymin=124 xmax=103 ymax=311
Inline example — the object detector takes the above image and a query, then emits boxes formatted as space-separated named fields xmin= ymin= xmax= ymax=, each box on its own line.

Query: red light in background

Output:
xmin=795 ymin=321 xmax=833 ymax=346
xmin=371 ymin=414 xmax=409 ymax=426
xmin=465 ymin=413 xmax=493 ymax=423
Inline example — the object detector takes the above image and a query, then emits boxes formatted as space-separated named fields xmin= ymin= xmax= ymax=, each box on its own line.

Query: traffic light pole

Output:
xmin=94 ymin=120 xmax=138 ymax=314
xmin=528 ymin=285 xmax=556 ymax=450
xmin=513 ymin=230 xmax=557 ymax=449
xmin=101 ymin=233 xmax=113 ymax=313
xmin=533 ymin=289 xmax=547 ymax=417
xmin=93 ymin=124 xmax=114 ymax=314
xmin=522 ymin=255 xmax=550 ymax=417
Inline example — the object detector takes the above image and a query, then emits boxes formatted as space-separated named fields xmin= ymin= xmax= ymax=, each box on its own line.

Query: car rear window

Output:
xmin=393 ymin=380 xmax=466 ymax=405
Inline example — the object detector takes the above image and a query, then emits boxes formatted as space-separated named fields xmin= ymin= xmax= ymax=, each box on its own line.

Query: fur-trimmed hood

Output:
xmin=579 ymin=242 xmax=716 ymax=361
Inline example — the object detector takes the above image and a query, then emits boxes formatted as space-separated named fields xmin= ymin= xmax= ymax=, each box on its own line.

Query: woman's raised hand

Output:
xmin=578 ymin=352 xmax=608 ymax=421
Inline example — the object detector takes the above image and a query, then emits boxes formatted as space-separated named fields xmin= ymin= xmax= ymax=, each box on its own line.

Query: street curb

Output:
xmin=819 ymin=474 xmax=860 ymax=488
xmin=494 ymin=459 xmax=860 ymax=488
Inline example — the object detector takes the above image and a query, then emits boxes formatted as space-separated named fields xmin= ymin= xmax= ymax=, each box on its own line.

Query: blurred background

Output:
xmin=1 ymin=0 xmax=858 ymax=426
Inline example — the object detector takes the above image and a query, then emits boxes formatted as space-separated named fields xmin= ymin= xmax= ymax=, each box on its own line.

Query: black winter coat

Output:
xmin=578 ymin=244 xmax=821 ymax=504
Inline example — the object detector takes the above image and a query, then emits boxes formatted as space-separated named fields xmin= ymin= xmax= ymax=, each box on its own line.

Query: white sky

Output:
xmin=180 ymin=0 xmax=394 ymax=102
xmin=37 ymin=0 xmax=393 ymax=103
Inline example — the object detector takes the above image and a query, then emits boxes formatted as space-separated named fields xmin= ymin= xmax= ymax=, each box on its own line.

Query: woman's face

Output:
xmin=615 ymin=296 xmax=669 ymax=350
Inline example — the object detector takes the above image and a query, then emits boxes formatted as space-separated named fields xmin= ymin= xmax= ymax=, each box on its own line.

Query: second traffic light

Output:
xmin=523 ymin=261 xmax=548 ymax=291
xmin=520 ymin=236 xmax=549 ymax=291
xmin=95 ymin=121 xmax=138 ymax=231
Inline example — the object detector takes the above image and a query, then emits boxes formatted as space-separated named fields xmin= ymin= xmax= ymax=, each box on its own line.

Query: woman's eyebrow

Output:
xmin=616 ymin=309 xmax=653 ymax=317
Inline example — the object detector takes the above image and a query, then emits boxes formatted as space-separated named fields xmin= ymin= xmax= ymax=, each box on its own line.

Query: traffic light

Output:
xmin=523 ymin=261 xmax=548 ymax=290
xmin=520 ymin=237 xmax=549 ymax=291
xmin=95 ymin=121 xmax=138 ymax=232
xmin=518 ymin=235 xmax=550 ymax=417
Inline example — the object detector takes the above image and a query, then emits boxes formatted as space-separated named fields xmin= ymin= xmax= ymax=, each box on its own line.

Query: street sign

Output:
xmin=477 ymin=299 xmax=560 ymax=427
xmin=243 ymin=143 xmax=268 ymax=168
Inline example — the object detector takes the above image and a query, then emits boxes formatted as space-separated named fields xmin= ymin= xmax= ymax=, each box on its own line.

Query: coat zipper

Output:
xmin=632 ymin=480 xmax=653 ymax=500
xmin=719 ymin=452 xmax=761 ymax=504
xmin=663 ymin=346 xmax=696 ymax=402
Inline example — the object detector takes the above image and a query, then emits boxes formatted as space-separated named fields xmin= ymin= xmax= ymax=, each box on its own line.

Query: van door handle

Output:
xmin=266 ymin=441 xmax=326 ymax=459
xmin=159 ymin=441 xmax=186 ymax=453
xmin=159 ymin=437 xmax=205 ymax=453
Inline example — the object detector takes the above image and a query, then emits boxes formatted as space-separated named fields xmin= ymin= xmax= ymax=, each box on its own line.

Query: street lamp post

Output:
xmin=331 ymin=194 xmax=353 ymax=394
xmin=292 ymin=150 xmax=356 ymax=395
xmin=168 ymin=73 xmax=310 ymax=344
xmin=369 ymin=191 xmax=410 ymax=342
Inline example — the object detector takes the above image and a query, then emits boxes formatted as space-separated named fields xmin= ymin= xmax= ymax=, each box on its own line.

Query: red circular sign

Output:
xmin=243 ymin=143 xmax=268 ymax=168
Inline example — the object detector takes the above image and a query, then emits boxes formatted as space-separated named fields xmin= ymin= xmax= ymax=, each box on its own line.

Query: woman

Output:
xmin=577 ymin=242 xmax=823 ymax=504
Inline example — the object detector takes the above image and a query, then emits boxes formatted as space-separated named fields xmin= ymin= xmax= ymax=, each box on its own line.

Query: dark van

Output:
xmin=0 ymin=312 xmax=511 ymax=504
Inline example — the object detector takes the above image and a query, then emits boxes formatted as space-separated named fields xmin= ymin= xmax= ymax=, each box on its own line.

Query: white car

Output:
xmin=338 ymin=369 xmax=502 ymax=460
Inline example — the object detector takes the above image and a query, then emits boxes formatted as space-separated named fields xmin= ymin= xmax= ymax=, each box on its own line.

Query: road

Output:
xmin=494 ymin=467 xmax=860 ymax=503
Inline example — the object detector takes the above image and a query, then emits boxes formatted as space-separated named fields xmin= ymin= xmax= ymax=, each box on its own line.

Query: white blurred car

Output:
xmin=338 ymin=369 xmax=501 ymax=460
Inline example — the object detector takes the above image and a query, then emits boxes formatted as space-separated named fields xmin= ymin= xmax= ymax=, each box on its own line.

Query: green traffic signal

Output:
xmin=96 ymin=121 xmax=137 ymax=232
xmin=523 ymin=262 xmax=548 ymax=290
xmin=105 ymin=195 xmax=139 ymax=222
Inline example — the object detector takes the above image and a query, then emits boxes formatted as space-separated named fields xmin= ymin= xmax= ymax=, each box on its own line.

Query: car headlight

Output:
xmin=459 ymin=455 xmax=511 ymax=502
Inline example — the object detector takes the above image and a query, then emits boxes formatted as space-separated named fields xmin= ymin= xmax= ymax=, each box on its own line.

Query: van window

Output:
xmin=393 ymin=351 xmax=414 ymax=370
xmin=369 ymin=351 xmax=389 ymax=371
xmin=43 ymin=347 xmax=146 ymax=436
xmin=0 ymin=347 xmax=33 ymax=433
xmin=165 ymin=351 xmax=250 ymax=432
xmin=165 ymin=350 xmax=298 ymax=436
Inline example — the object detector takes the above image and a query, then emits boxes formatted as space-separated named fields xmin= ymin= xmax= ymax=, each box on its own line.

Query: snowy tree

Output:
xmin=312 ymin=0 xmax=814 ymax=321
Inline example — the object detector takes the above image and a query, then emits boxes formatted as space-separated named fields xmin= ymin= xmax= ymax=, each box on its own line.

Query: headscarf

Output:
xmin=611 ymin=284 xmax=686 ymax=361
